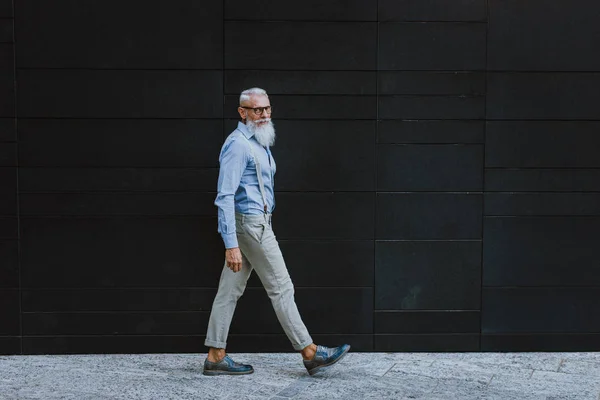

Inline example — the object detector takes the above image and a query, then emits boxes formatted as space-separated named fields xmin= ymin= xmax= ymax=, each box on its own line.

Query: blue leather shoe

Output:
xmin=203 ymin=355 xmax=254 ymax=376
xmin=303 ymin=344 xmax=350 ymax=376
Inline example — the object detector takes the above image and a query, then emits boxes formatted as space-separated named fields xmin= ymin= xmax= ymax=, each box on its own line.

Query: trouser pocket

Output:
xmin=242 ymin=221 xmax=266 ymax=243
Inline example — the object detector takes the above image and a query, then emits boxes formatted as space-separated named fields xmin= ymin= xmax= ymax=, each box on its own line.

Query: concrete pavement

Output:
xmin=2 ymin=352 xmax=600 ymax=399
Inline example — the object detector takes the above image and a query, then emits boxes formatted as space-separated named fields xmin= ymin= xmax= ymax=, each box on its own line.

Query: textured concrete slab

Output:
xmin=560 ymin=352 xmax=600 ymax=362
xmin=456 ymin=352 xmax=563 ymax=372
xmin=489 ymin=368 xmax=600 ymax=400
xmin=559 ymin=359 xmax=600 ymax=376
xmin=0 ymin=352 xmax=599 ymax=399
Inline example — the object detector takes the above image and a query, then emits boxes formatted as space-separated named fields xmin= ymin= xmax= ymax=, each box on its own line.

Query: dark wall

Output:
xmin=0 ymin=0 xmax=18 ymax=355
xmin=1 ymin=0 xmax=599 ymax=355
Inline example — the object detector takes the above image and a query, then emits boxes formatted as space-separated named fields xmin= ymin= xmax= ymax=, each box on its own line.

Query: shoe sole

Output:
xmin=203 ymin=369 xmax=254 ymax=376
xmin=307 ymin=346 xmax=351 ymax=376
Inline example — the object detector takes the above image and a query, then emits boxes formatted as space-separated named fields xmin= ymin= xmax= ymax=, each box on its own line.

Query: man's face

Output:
xmin=238 ymin=95 xmax=272 ymax=126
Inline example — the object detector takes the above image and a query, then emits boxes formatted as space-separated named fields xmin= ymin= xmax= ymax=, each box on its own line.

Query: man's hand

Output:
xmin=225 ymin=247 xmax=243 ymax=273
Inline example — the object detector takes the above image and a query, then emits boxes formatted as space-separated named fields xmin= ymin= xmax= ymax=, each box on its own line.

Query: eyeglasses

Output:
xmin=242 ymin=106 xmax=272 ymax=116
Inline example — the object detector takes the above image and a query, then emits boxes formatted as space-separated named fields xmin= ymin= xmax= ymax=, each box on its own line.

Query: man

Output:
xmin=203 ymin=87 xmax=350 ymax=376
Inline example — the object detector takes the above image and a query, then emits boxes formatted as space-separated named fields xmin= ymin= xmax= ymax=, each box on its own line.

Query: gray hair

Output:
xmin=239 ymin=87 xmax=268 ymax=105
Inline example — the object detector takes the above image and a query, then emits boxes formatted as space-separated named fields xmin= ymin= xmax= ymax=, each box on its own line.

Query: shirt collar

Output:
xmin=237 ymin=121 xmax=254 ymax=139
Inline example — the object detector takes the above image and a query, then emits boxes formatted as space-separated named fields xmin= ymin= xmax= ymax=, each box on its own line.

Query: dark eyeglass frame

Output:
xmin=241 ymin=106 xmax=273 ymax=116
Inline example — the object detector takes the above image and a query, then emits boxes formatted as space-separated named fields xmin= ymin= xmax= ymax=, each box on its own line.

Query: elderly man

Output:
xmin=203 ymin=88 xmax=350 ymax=376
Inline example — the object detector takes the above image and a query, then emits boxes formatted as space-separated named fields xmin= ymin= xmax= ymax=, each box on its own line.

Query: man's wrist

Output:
xmin=222 ymin=232 xmax=238 ymax=249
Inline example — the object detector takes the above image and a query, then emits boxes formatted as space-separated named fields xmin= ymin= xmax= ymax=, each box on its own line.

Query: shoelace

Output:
xmin=317 ymin=345 xmax=333 ymax=358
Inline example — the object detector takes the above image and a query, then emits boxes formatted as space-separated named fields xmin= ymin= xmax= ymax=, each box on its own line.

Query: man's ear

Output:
xmin=237 ymin=107 xmax=246 ymax=120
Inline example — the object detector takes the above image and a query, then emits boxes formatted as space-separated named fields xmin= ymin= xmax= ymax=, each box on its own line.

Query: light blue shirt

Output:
xmin=215 ymin=121 xmax=276 ymax=248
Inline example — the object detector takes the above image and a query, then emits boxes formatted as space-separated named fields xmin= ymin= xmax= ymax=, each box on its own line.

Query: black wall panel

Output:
xmin=0 ymin=240 xmax=18 ymax=287
xmin=378 ymin=0 xmax=486 ymax=22
xmin=17 ymin=70 xmax=223 ymax=118
xmin=19 ymin=193 xmax=216 ymax=216
xmin=22 ymin=288 xmax=217 ymax=312
xmin=266 ymin=241 xmax=374 ymax=288
xmin=0 ymin=0 xmax=12 ymax=17
xmin=379 ymin=22 xmax=486 ymax=70
xmin=0 ymin=337 xmax=20 ymax=355
xmin=482 ymin=334 xmax=600 ymax=352
xmin=0 ymin=167 xmax=16 ymax=214
xmin=225 ymin=22 xmax=377 ymax=70
xmin=18 ymin=119 xmax=222 ymax=168
xmin=379 ymin=71 xmax=485 ymax=95
xmin=375 ymin=241 xmax=481 ymax=310
xmin=22 ymin=312 xmax=210 ymax=336
xmin=0 ymin=17 xmax=12 ymax=42
xmin=487 ymin=73 xmax=600 ymax=120
xmin=486 ymin=121 xmax=600 ymax=168
xmin=379 ymin=95 xmax=485 ymax=120
xmin=0 ymin=118 xmax=15 ymax=142
xmin=377 ymin=145 xmax=483 ymax=191
xmin=19 ymin=168 xmax=219 ymax=192
xmin=275 ymin=193 xmax=374 ymax=240
xmin=0 ymin=290 xmax=19 ymax=335
xmin=0 ymin=217 xmax=17 ymax=239
xmin=378 ymin=120 xmax=484 ymax=144
xmin=483 ymin=288 xmax=600 ymax=333
xmin=375 ymin=311 xmax=480 ymax=334
xmin=225 ymin=71 xmax=376 ymax=95
xmin=22 ymin=336 xmax=206 ymax=355
xmin=486 ymin=169 xmax=600 ymax=192
xmin=375 ymin=334 xmax=479 ymax=352
xmin=0 ymin=142 xmax=16 ymax=166
xmin=483 ymin=0 xmax=600 ymax=353
xmin=272 ymin=120 xmax=376 ymax=191
xmin=20 ymin=217 xmax=223 ymax=288
xmin=2 ymin=0 xmax=599 ymax=354
xmin=376 ymin=193 xmax=482 ymax=240
xmin=483 ymin=217 xmax=600 ymax=287
xmin=15 ymin=0 xmax=222 ymax=69
xmin=0 ymin=4 xmax=18 ymax=352
xmin=225 ymin=0 xmax=376 ymax=21
xmin=485 ymin=193 xmax=600 ymax=216
xmin=0 ymin=44 xmax=14 ymax=117
xmin=488 ymin=0 xmax=600 ymax=71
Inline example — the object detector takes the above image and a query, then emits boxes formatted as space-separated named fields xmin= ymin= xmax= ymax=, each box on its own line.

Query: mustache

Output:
xmin=254 ymin=118 xmax=271 ymax=124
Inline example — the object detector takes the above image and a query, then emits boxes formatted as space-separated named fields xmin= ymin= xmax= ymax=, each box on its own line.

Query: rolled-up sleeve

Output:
xmin=214 ymin=138 xmax=247 ymax=249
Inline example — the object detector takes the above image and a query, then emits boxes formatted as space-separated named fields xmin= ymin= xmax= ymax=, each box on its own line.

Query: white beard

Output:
xmin=246 ymin=118 xmax=276 ymax=147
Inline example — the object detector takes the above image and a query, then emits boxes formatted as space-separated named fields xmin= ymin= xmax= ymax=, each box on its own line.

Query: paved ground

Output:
xmin=1 ymin=352 xmax=600 ymax=399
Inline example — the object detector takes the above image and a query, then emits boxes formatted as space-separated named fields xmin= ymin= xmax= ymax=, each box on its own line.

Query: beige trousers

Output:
xmin=204 ymin=212 xmax=313 ymax=351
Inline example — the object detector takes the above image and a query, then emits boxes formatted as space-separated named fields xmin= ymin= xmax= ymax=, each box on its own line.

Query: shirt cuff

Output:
xmin=222 ymin=232 xmax=238 ymax=249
